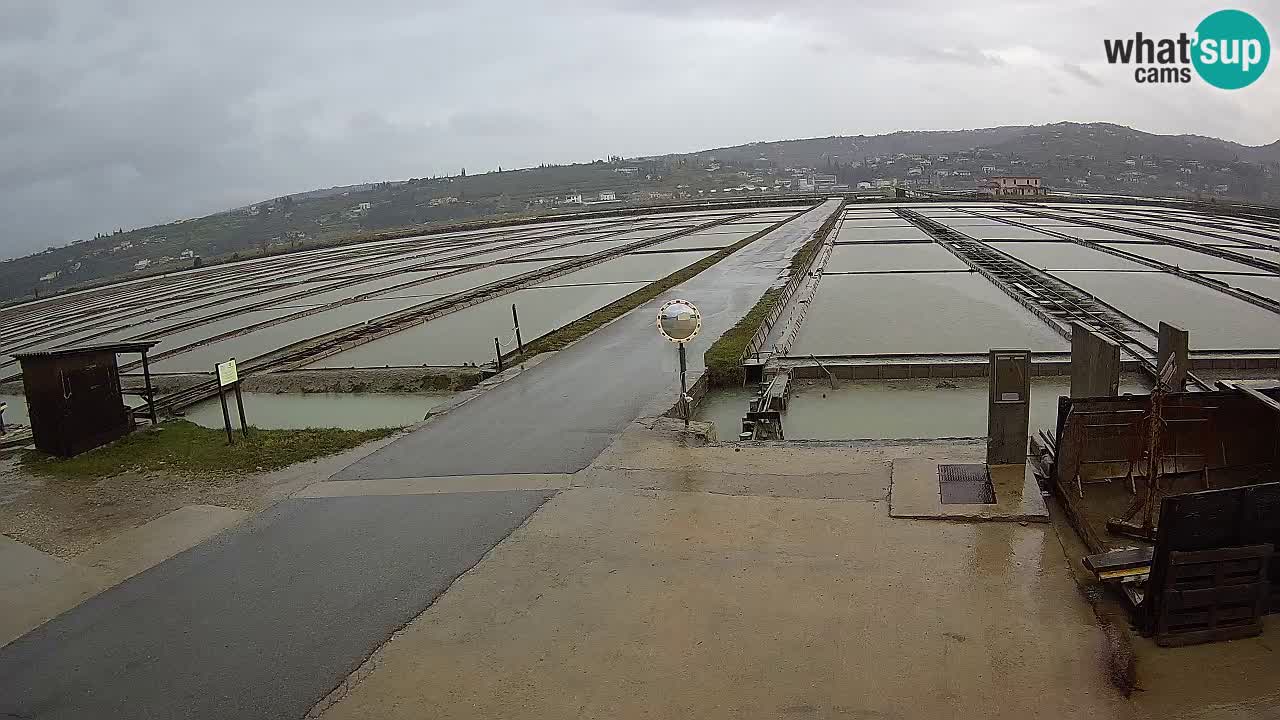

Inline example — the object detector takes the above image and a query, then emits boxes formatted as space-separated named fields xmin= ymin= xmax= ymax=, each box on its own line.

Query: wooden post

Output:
xmin=1070 ymin=322 xmax=1120 ymax=398
xmin=218 ymin=385 xmax=234 ymax=445
xmin=513 ymin=304 xmax=524 ymax=356
xmin=1157 ymin=322 xmax=1189 ymax=391
xmin=140 ymin=349 xmax=158 ymax=426
xmin=679 ymin=342 xmax=689 ymax=428
xmin=495 ymin=337 xmax=504 ymax=372
xmin=233 ymin=382 xmax=249 ymax=438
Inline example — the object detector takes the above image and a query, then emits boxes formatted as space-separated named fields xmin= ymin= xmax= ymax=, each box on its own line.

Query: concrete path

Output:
xmin=0 ymin=505 xmax=248 ymax=647
xmin=314 ymin=485 xmax=1132 ymax=720
xmin=0 ymin=491 xmax=553 ymax=720
xmin=0 ymin=204 xmax=841 ymax=719
xmin=332 ymin=199 xmax=843 ymax=480
xmin=0 ymin=537 xmax=109 ymax=650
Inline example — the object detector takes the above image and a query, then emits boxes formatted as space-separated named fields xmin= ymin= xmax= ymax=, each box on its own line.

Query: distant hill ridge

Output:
xmin=3 ymin=121 xmax=1277 ymax=304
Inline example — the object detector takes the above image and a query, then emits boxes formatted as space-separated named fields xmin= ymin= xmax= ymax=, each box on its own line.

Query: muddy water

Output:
xmin=1055 ymin=270 xmax=1280 ymax=349
xmin=182 ymin=392 xmax=455 ymax=430
xmin=308 ymin=251 xmax=714 ymax=368
xmin=1204 ymin=273 xmax=1280 ymax=304
xmin=306 ymin=280 xmax=649 ymax=368
xmin=791 ymin=273 xmax=1070 ymax=356
xmin=985 ymin=241 xmax=1148 ymax=271
xmin=697 ymin=375 xmax=1152 ymax=441
xmin=823 ymin=243 xmax=967 ymax=272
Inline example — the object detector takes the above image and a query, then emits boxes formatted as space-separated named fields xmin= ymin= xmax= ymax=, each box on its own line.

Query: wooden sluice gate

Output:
xmin=1052 ymin=382 xmax=1280 ymax=645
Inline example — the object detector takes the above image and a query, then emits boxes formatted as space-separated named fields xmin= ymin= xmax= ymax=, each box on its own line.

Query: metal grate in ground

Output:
xmin=938 ymin=463 xmax=996 ymax=504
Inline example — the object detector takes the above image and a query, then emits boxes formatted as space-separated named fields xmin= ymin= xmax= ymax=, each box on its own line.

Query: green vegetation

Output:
xmin=703 ymin=287 xmax=782 ymax=387
xmin=509 ymin=216 xmax=795 ymax=360
xmin=701 ymin=203 xmax=844 ymax=387
xmin=21 ymin=420 xmax=397 ymax=479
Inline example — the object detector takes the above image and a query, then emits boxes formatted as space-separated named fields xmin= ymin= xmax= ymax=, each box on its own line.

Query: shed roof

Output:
xmin=12 ymin=341 xmax=160 ymax=361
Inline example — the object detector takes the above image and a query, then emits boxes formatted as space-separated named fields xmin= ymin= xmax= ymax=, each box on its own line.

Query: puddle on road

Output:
xmin=182 ymin=391 xmax=455 ymax=430
xmin=697 ymin=375 xmax=1152 ymax=441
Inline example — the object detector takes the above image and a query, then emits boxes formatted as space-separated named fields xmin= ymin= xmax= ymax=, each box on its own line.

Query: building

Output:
xmin=14 ymin=342 xmax=159 ymax=457
xmin=562 ymin=194 xmax=584 ymax=205
xmin=133 ymin=259 xmax=152 ymax=270
xmin=813 ymin=173 xmax=838 ymax=190
xmin=598 ymin=190 xmax=617 ymax=202
xmin=980 ymin=176 xmax=1045 ymax=197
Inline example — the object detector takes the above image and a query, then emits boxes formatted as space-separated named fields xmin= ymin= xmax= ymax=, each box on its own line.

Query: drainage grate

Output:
xmin=938 ymin=464 xmax=996 ymax=504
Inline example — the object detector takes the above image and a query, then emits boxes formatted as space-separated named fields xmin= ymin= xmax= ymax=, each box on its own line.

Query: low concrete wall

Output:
xmin=663 ymin=372 xmax=710 ymax=420
xmin=790 ymin=361 xmax=1072 ymax=380
xmin=785 ymin=355 xmax=1280 ymax=382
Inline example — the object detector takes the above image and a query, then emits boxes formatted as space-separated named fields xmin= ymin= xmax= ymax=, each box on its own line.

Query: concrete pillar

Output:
xmin=1157 ymin=322 xmax=1189 ymax=391
xmin=987 ymin=349 xmax=1031 ymax=465
xmin=1070 ymin=322 xmax=1121 ymax=398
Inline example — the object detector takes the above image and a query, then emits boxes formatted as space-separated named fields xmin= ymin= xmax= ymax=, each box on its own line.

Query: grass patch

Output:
xmin=506 ymin=215 xmax=797 ymax=360
xmin=701 ymin=202 xmax=845 ymax=387
xmin=21 ymin=420 xmax=397 ymax=480
xmin=702 ymin=287 xmax=782 ymax=387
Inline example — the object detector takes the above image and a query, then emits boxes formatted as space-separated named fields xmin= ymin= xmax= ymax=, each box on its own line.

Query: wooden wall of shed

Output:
xmin=1053 ymin=392 xmax=1279 ymax=497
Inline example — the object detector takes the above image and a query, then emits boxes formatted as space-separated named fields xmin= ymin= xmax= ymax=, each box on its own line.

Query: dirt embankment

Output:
xmin=104 ymin=367 xmax=484 ymax=397
xmin=242 ymin=367 xmax=483 ymax=393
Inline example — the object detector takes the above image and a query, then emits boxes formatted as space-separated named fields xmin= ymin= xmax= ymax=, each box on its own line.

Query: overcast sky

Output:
xmin=1 ymin=0 xmax=1277 ymax=259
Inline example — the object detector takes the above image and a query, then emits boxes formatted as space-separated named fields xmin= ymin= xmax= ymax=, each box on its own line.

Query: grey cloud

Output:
xmin=1062 ymin=62 xmax=1103 ymax=87
xmin=911 ymin=46 xmax=1007 ymax=67
xmin=0 ymin=1 xmax=56 ymax=41
xmin=0 ymin=0 xmax=1277 ymax=259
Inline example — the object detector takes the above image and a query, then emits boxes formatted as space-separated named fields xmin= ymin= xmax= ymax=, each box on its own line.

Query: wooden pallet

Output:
xmin=1154 ymin=544 xmax=1272 ymax=647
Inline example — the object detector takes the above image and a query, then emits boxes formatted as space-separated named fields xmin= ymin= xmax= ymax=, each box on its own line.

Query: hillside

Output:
xmin=688 ymin=123 xmax=1280 ymax=168
xmin=3 ymin=121 xmax=1278 ymax=305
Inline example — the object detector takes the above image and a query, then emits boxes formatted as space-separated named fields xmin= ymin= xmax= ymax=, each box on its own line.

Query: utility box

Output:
xmin=987 ymin=349 xmax=1031 ymax=465
xmin=13 ymin=342 xmax=157 ymax=457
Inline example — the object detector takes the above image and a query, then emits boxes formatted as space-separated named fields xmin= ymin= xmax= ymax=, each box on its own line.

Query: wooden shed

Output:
xmin=12 ymin=342 xmax=159 ymax=457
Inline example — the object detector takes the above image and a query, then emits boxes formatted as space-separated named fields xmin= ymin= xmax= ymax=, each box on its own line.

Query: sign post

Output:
xmin=656 ymin=299 xmax=702 ymax=428
xmin=513 ymin=303 xmax=524 ymax=356
xmin=215 ymin=358 xmax=249 ymax=443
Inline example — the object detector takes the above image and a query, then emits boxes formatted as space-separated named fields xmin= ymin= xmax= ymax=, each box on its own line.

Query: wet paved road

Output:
xmin=334 ymin=199 xmax=842 ymax=480
xmin=0 ymin=491 xmax=554 ymax=720
xmin=0 ymin=200 xmax=838 ymax=720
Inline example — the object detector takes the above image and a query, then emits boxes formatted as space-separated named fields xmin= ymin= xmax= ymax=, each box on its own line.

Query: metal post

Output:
xmin=678 ymin=342 xmax=689 ymax=428
xmin=140 ymin=349 xmax=158 ymax=426
xmin=495 ymin=337 xmax=504 ymax=372
xmin=218 ymin=385 xmax=234 ymax=445
xmin=512 ymin=304 xmax=524 ymax=356
xmin=233 ymin=382 xmax=249 ymax=438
